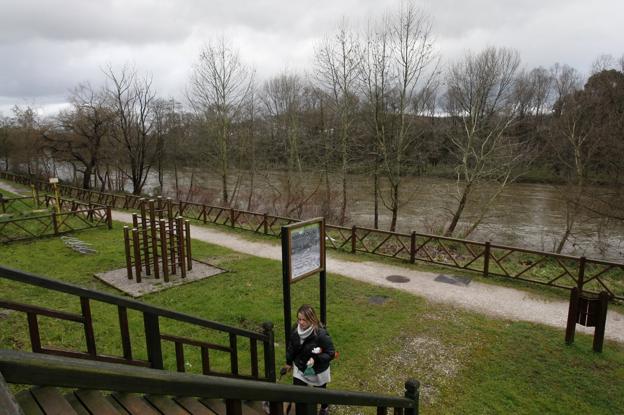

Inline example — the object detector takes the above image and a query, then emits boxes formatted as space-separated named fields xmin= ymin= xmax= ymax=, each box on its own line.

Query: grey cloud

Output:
xmin=0 ymin=0 xmax=622 ymax=112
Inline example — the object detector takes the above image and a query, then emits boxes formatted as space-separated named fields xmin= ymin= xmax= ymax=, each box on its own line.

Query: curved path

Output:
xmin=1 ymin=181 xmax=622 ymax=343
xmin=110 ymin=210 xmax=624 ymax=343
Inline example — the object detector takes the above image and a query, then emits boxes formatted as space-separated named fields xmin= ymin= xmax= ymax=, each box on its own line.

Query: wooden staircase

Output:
xmin=16 ymin=387 xmax=270 ymax=415
xmin=1 ymin=266 xmax=420 ymax=415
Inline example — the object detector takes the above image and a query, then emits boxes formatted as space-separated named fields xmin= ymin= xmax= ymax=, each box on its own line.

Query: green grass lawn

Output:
xmin=1 ymin=224 xmax=623 ymax=414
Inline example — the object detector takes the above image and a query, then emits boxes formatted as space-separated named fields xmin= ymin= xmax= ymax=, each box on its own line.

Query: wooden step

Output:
xmin=144 ymin=394 xmax=190 ymax=415
xmin=31 ymin=387 xmax=78 ymax=415
xmin=14 ymin=386 xmax=285 ymax=415
xmin=110 ymin=393 xmax=160 ymax=415
xmin=173 ymin=397 xmax=216 ymax=415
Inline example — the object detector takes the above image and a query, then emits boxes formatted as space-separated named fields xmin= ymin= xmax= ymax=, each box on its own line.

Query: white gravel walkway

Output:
xmin=1 ymin=180 xmax=622 ymax=343
xmin=110 ymin=210 xmax=624 ymax=343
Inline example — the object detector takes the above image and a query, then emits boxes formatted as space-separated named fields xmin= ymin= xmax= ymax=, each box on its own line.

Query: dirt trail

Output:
xmin=1 ymin=180 xmax=622 ymax=343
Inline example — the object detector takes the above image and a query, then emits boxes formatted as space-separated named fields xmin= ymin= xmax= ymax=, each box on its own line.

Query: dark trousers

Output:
xmin=293 ymin=377 xmax=328 ymax=409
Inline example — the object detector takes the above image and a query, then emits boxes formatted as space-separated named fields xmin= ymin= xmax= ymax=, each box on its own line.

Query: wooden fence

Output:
xmin=0 ymin=194 xmax=112 ymax=243
xmin=2 ymin=171 xmax=622 ymax=301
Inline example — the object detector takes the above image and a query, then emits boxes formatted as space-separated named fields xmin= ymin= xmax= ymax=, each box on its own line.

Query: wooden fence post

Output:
xmin=483 ymin=242 xmax=491 ymax=278
xmin=149 ymin=200 xmax=160 ymax=279
xmin=51 ymin=212 xmax=59 ymax=235
xmin=593 ymin=292 xmax=610 ymax=353
xmin=132 ymin=229 xmax=142 ymax=283
xmin=140 ymin=199 xmax=150 ymax=276
xmin=106 ymin=206 xmax=112 ymax=229
xmin=230 ymin=208 xmax=236 ymax=228
xmin=565 ymin=287 xmax=580 ymax=345
xmin=229 ymin=333 xmax=239 ymax=376
xmin=404 ymin=379 xmax=420 ymax=415
xmin=177 ymin=217 xmax=187 ymax=278
xmin=262 ymin=322 xmax=276 ymax=382
xmin=143 ymin=312 xmax=164 ymax=369
xmin=410 ymin=231 xmax=416 ymax=263
xmin=160 ymin=219 xmax=170 ymax=282
xmin=578 ymin=256 xmax=586 ymax=291
xmin=263 ymin=213 xmax=269 ymax=235
xmin=351 ymin=225 xmax=357 ymax=254
xmin=123 ymin=226 xmax=133 ymax=280
xmin=185 ymin=220 xmax=192 ymax=270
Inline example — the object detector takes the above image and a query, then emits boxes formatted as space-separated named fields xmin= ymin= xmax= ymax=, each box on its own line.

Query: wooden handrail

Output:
xmin=0 ymin=265 xmax=267 ymax=340
xmin=0 ymin=350 xmax=419 ymax=410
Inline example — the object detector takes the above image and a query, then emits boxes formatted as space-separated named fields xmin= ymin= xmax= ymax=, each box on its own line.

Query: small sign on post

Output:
xmin=281 ymin=218 xmax=326 ymax=347
xmin=565 ymin=288 xmax=610 ymax=352
xmin=49 ymin=177 xmax=61 ymax=214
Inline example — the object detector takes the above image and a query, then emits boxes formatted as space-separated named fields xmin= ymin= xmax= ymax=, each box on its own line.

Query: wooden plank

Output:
xmin=111 ymin=393 xmax=160 ymax=415
xmin=105 ymin=395 xmax=132 ymax=415
xmin=200 ymin=398 xmax=227 ymax=415
xmin=63 ymin=393 xmax=91 ymax=415
xmin=75 ymin=390 xmax=120 ymax=415
xmin=144 ymin=395 xmax=190 ymax=415
xmin=0 ymin=372 xmax=24 ymax=415
xmin=174 ymin=397 xmax=215 ymax=415
xmin=31 ymin=387 xmax=78 ymax=415
xmin=242 ymin=400 xmax=268 ymax=415
xmin=15 ymin=390 xmax=42 ymax=415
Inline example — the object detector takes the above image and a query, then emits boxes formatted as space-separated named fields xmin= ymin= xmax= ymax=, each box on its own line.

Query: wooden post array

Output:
xmin=123 ymin=198 xmax=192 ymax=283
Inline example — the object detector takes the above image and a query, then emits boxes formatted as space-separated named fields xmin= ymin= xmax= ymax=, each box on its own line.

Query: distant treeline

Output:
xmin=0 ymin=3 xmax=622 ymax=252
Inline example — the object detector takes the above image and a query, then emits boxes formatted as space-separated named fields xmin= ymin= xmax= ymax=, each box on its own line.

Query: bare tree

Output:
xmin=188 ymin=38 xmax=254 ymax=206
xmin=549 ymin=66 xmax=624 ymax=252
xmin=0 ymin=115 xmax=11 ymax=171
xmin=10 ymin=105 xmax=50 ymax=177
xmin=359 ymin=4 xmax=438 ymax=231
xmin=52 ymin=83 xmax=113 ymax=189
xmin=315 ymin=19 xmax=361 ymax=224
xmin=104 ymin=64 xmax=158 ymax=195
xmin=360 ymin=16 xmax=392 ymax=229
xmin=443 ymin=47 xmax=528 ymax=237
xmin=261 ymin=72 xmax=311 ymax=216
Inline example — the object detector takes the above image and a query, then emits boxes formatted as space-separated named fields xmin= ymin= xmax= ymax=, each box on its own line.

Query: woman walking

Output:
xmin=284 ymin=304 xmax=335 ymax=415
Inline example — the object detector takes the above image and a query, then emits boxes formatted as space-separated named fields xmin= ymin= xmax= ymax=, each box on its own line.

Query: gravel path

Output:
xmin=110 ymin=210 xmax=624 ymax=343
xmin=0 ymin=181 xmax=26 ymax=195
xmin=1 ymin=180 xmax=622 ymax=343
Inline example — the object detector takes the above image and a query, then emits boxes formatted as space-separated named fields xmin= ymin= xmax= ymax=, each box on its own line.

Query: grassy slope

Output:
xmin=1 ymin=225 xmax=623 ymax=414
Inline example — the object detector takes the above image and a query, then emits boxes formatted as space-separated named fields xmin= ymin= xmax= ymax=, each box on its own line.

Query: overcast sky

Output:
xmin=0 ymin=0 xmax=622 ymax=117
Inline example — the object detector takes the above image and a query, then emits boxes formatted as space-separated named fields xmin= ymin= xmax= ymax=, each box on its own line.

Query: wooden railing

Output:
xmin=2 ymin=171 xmax=622 ymax=301
xmin=0 ymin=194 xmax=111 ymax=243
xmin=0 ymin=265 xmax=276 ymax=382
xmin=0 ymin=350 xmax=420 ymax=415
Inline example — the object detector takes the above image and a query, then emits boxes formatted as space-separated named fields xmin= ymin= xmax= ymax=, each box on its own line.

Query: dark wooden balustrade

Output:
xmin=0 ymin=265 xmax=276 ymax=382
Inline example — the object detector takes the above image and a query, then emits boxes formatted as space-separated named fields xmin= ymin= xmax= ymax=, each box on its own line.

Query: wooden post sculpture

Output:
xmin=124 ymin=199 xmax=192 ymax=283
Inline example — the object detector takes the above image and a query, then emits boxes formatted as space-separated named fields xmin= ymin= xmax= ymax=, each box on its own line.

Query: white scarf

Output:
xmin=297 ymin=324 xmax=314 ymax=344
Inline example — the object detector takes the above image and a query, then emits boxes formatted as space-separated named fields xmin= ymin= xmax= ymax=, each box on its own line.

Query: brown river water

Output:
xmin=138 ymin=169 xmax=624 ymax=262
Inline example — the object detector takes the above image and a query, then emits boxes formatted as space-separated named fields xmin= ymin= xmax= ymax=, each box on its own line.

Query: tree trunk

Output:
xmin=446 ymin=182 xmax=472 ymax=236
xmin=82 ymin=165 xmax=92 ymax=190
xmin=340 ymin=173 xmax=347 ymax=225
xmin=374 ymin=163 xmax=379 ymax=229
xmin=390 ymin=183 xmax=399 ymax=232
xmin=222 ymin=171 xmax=228 ymax=205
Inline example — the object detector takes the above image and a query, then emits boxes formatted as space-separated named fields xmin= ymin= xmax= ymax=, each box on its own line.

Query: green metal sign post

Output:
xmin=281 ymin=218 xmax=326 ymax=347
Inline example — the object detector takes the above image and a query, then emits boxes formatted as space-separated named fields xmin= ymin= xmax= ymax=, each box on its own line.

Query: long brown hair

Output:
xmin=297 ymin=304 xmax=322 ymax=332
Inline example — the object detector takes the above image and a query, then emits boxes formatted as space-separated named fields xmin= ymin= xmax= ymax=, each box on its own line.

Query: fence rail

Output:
xmin=0 ymin=265 xmax=276 ymax=382
xmin=2 ymin=171 xmax=622 ymax=301
xmin=0 ymin=194 xmax=112 ymax=243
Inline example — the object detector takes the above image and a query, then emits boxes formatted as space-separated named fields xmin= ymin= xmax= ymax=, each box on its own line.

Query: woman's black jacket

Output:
xmin=286 ymin=326 xmax=335 ymax=374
